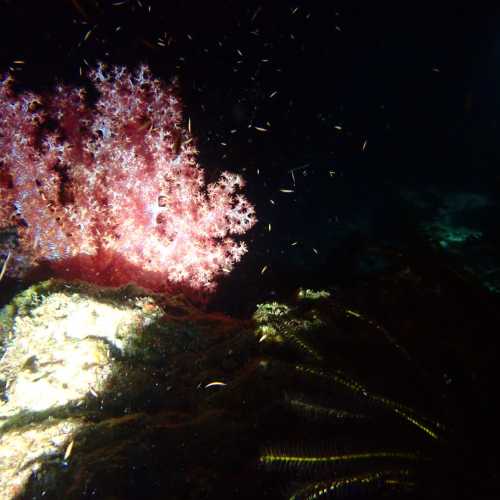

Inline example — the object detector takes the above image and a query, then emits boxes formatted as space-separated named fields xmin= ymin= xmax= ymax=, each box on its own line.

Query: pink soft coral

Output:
xmin=0 ymin=64 xmax=256 ymax=295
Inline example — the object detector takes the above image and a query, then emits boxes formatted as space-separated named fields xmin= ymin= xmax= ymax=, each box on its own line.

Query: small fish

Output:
xmin=83 ymin=29 xmax=93 ymax=42
xmin=345 ymin=309 xmax=361 ymax=318
xmin=205 ymin=381 xmax=227 ymax=388
xmin=64 ymin=440 xmax=74 ymax=460
xmin=0 ymin=251 xmax=11 ymax=282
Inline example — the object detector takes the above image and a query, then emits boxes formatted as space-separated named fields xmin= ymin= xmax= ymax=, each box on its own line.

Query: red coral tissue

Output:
xmin=0 ymin=63 xmax=256 ymax=295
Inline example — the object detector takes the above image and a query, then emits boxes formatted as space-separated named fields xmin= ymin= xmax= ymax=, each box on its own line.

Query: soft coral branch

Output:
xmin=0 ymin=64 xmax=256 ymax=295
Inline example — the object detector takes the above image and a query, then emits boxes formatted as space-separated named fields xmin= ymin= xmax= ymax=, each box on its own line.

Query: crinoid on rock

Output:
xmin=253 ymin=288 xmax=463 ymax=499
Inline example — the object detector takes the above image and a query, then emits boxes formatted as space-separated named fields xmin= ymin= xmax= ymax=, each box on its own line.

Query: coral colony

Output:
xmin=0 ymin=64 xmax=256 ymax=295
